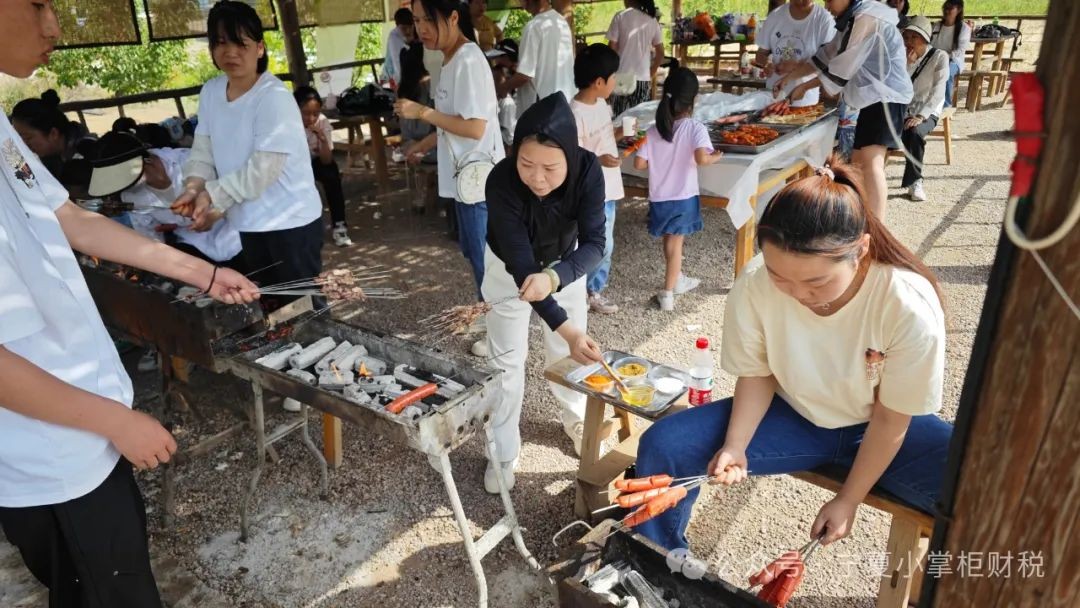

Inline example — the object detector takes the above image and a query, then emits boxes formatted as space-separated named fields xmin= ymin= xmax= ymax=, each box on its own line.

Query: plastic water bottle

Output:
xmin=688 ymin=337 xmax=714 ymax=406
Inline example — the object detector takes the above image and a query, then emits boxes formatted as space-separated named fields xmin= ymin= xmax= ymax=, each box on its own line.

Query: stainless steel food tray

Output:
xmin=564 ymin=350 xmax=689 ymax=418
xmin=709 ymin=107 xmax=837 ymax=155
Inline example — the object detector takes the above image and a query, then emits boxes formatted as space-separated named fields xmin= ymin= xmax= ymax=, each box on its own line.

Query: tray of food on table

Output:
xmin=565 ymin=350 xmax=689 ymax=417
xmin=708 ymin=101 xmax=836 ymax=154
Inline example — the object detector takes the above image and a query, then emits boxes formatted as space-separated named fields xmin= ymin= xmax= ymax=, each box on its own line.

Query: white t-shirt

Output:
xmin=0 ymin=114 xmax=131 ymax=507
xmin=516 ymin=9 xmax=576 ymax=114
xmin=606 ymin=8 xmax=663 ymax=82
xmin=194 ymin=73 xmax=322 ymax=232
xmin=570 ymin=98 xmax=625 ymax=202
xmin=306 ymin=114 xmax=334 ymax=156
xmin=383 ymin=28 xmax=408 ymax=82
xmin=433 ymin=42 xmax=505 ymax=199
xmin=721 ymin=257 xmax=945 ymax=429
xmin=759 ymin=4 xmax=835 ymax=107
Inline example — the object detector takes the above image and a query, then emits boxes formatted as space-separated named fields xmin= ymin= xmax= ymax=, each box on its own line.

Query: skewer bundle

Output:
xmin=418 ymin=295 xmax=519 ymax=339
xmin=257 ymin=268 xmax=404 ymax=301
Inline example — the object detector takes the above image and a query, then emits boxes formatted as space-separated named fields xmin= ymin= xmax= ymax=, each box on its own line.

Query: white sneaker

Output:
xmin=282 ymin=398 xmax=302 ymax=412
xmin=587 ymin=292 xmax=619 ymax=314
xmin=909 ymin=180 xmax=927 ymax=202
xmin=564 ymin=420 xmax=584 ymax=457
xmin=484 ymin=458 xmax=517 ymax=494
xmin=470 ymin=339 xmax=489 ymax=358
xmin=137 ymin=350 xmax=159 ymax=372
xmin=673 ymin=274 xmax=701 ymax=295
xmin=332 ymin=223 xmax=353 ymax=247
xmin=657 ymin=290 xmax=675 ymax=311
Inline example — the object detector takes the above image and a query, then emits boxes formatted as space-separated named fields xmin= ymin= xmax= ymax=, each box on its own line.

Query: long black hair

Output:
xmin=397 ymin=43 xmax=429 ymax=102
xmin=943 ymin=0 xmax=965 ymax=50
xmin=655 ymin=61 xmax=698 ymax=142
xmin=292 ymin=85 xmax=322 ymax=107
xmin=626 ymin=0 xmax=658 ymax=19
xmin=11 ymin=90 xmax=75 ymax=139
xmin=412 ymin=0 xmax=476 ymax=44
xmin=208 ymin=0 xmax=269 ymax=73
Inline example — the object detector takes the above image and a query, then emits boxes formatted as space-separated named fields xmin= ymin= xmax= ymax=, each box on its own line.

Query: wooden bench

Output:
xmin=887 ymin=107 xmax=955 ymax=166
xmin=967 ymin=70 xmax=1009 ymax=111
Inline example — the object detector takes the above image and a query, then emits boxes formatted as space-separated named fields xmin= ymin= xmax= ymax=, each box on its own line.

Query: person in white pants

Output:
xmin=482 ymin=92 xmax=607 ymax=493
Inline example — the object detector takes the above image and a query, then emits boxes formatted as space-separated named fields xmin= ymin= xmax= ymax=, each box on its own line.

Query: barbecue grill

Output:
xmin=80 ymin=261 xmax=541 ymax=608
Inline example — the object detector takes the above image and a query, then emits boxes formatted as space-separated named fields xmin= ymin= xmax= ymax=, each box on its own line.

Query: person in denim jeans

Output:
xmin=635 ymin=155 xmax=953 ymax=551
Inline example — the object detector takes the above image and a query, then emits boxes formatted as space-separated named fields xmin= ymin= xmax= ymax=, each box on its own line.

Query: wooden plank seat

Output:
xmin=887 ymin=107 xmax=955 ymax=165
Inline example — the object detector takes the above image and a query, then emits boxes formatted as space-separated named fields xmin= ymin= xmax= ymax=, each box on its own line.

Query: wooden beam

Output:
xmin=930 ymin=1 xmax=1080 ymax=606
xmin=276 ymin=0 xmax=310 ymax=85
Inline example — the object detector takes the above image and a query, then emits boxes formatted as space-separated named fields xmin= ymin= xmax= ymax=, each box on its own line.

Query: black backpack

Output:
xmin=337 ymin=84 xmax=395 ymax=116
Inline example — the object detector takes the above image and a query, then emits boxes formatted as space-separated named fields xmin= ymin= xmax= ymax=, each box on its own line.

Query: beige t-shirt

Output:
xmin=721 ymin=256 xmax=945 ymax=428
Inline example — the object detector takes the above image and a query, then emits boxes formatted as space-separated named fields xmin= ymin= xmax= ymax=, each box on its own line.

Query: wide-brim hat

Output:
xmin=904 ymin=15 xmax=934 ymax=44
xmin=88 ymin=131 xmax=147 ymax=197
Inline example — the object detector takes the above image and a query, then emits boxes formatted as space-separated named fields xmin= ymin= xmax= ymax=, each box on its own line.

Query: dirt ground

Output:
xmin=1 ymin=83 xmax=1020 ymax=607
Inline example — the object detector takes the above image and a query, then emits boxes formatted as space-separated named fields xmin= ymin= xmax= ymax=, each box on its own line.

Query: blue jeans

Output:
xmin=455 ymin=200 xmax=487 ymax=300
xmin=944 ymin=60 xmax=962 ymax=108
xmin=836 ymin=100 xmax=859 ymax=159
xmin=635 ymin=396 xmax=953 ymax=550
xmin=586 ymin=200 xmax=617 ymax=294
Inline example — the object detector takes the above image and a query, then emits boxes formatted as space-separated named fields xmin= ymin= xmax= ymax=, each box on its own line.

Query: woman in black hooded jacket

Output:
xmin=481 ymin=92 xmax=606 ymax=493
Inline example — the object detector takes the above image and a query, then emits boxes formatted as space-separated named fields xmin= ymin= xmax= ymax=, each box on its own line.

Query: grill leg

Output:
xmin=300 ymin=403 xmax=330 ymax=497
xmin=485 ymin=426 xmax=541 ymax=571
xmin=240 ymin=382 xmax=267 ymax=542
xmin=435 ymin=452 xmax=489 ymax=608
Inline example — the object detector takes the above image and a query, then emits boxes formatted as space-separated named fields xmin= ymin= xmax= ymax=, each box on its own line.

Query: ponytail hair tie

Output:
xmin=815 ymin=165 xmax=835 ymax=181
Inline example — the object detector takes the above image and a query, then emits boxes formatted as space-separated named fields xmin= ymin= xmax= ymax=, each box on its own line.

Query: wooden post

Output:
xmin=928 ymin=1 xmax=1080 ymax=605
xmin=322 ymin=413 xmax=343 ymax=469
xmin=275 ymin=0 xmax=310 ymax=85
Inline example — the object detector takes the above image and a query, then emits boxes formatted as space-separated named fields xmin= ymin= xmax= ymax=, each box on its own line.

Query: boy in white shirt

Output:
xmin=498 ymin=0 xmax=575 ymax=116
xmin=753 ymin=0 xmax=835 ymax=107
xmin=0 ymin=4 xmax=259 ymax=606
xmin=570 ymin=44 xmax=625 ymax=314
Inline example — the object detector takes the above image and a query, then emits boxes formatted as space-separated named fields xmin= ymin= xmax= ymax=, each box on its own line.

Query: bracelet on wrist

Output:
xmin=206 ymin=265 xmax=219 ymax=293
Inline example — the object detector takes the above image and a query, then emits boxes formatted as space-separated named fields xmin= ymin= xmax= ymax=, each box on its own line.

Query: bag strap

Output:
xmin=911 ymin=48 xmax=942 ymax=83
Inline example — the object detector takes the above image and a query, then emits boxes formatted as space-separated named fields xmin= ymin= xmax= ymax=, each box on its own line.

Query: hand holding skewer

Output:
xmin=707 ymin=445 xmax=750 ymax=486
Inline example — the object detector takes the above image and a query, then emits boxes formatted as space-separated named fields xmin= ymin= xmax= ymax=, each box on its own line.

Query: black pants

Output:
xmin=0 ymin=459 xmax=162 ymax=608
xmin=312 ymin=157 xmax=347 ymax=226
xmin=240 ymin=218 xmax=324 ymax=310
xmin=901 ymin=115 xmax=939 ymax=187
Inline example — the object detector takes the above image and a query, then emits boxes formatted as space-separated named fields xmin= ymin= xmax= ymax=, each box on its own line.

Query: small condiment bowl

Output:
xmin=619 ymin=382 xmax=657 ymax=407
xmin=611 ymin=356 xmax=652 ymax=386
xmin=583 ymin=373 xmax=615 ymax=393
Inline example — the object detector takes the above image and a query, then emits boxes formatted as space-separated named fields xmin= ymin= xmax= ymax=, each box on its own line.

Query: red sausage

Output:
xmin=385 ymin=382 xmax=438 ymax=414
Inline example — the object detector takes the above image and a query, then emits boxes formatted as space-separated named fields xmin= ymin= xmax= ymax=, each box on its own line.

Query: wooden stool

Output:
xmin=967 ymin=70 xmax=1009 ymax=111
xmin=886 ymin=107 xmax=954 ymax=166
xmin=794 ymin=467 xmax=934 ymax=608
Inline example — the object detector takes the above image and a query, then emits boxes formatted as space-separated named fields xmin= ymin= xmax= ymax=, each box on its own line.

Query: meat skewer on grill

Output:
xmin=418 ymin=295 xmax=520 ymax=340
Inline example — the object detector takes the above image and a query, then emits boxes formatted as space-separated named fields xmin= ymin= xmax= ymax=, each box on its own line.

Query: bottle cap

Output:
xmin=696 ymin=337 xmax=709 ymax=349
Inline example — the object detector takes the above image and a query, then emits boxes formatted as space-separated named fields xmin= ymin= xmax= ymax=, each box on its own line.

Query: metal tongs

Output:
xmin=798 ymin=534 xmax=823 ymax=563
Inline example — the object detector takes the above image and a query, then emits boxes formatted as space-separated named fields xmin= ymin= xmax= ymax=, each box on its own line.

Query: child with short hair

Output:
xmin=570 ymin=43 xmax=624 ymax=314
xmin=633 ymin=64 xmax=723 ymax=311
xmin=293 ymin=85 xmax=351 ymax=247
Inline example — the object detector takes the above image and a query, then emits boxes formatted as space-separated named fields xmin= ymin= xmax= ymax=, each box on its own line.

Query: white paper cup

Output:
xmin=622 ymin=116 xmax=636 ymax=137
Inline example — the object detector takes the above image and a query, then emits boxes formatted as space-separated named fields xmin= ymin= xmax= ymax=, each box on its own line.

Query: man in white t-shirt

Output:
xmin=498 ymin=0 xmax=575 ymax=116
xmin=0 ymin=4 xmax=259 ymax=606
xmin=754 ymin=0 xmax=835 ymax=107
xmin=382 ymin=8 xmax=416 ymax=84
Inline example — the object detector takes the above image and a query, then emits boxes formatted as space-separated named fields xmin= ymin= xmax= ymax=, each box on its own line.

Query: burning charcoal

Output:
xmin=286 ymin=369 xmax=317 ymax=385
xmin=334 ymin=344 xmax=368 ymax=372
xmin=289 ymin=337 xmax=337 ymax=370
xmin=399 ymin=405 xmax=424 ymax=422
xmin=354 ymin=355 xmax=387 ymax=376
xmin=382 ymin=384 xmax=407 ymax=399
xmin=432 ymin=373 xmax=467 ymax=395
xmin=584 ymin=563 xmax=623 ymax=594
xmin=315 ymin=341 xmax=353 ymax=374
xmin=343 ymin=385 xmax=372 ymax=405
xmin=255 ymin=343 xmax=302 ymax=370
xmin=356 ymin=375 xmax=398 ymax=394
xmin=318 ymin=370 xmax=355 ymax=391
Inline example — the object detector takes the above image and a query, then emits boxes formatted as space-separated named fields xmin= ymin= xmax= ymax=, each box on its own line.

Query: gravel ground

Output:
xmin=1 ymin=98 xmax=1017 ymax=608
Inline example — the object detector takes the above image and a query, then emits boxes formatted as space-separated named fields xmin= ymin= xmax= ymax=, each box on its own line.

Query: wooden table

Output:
xmin=673 ymin=39 xmax=751 ymax=80
xmin=706 ymin=70 xmax=767 ymax=93
xmin=623 ymin=158 xmax=814 ymax=277
xmin=968 ymin=33 xmax=1019 ymax=72
xmin=329 ymin=112 xmax=393 ymax=194
xmin=545 ymin=357 xmax=702 ymax=520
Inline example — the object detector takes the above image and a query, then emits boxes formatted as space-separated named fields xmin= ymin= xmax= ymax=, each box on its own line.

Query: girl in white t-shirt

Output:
xmin=606 ymin=0 xmax=664 ymax=116
xmin=634 ymin=156 xmax=952 ymax=551
xmin=172 ymin=1 xmax=323 ymax=307
xmin=752 ymin=0 xmax=835 ymax=108
xmin=394 ymin=0 xmax=505 ymax=356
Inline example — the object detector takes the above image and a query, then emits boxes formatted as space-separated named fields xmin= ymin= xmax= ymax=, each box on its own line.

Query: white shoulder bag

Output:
xmin=449 ymin=143 xmax=496 ymax=205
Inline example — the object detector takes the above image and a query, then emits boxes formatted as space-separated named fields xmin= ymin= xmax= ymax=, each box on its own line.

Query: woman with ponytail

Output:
xmin=606 ymin=0 xmax=664 ymax=116
xmin=634 ymin=155 xmax=952 ymax=551
xmin=633 ymin=64 xmax=722 ymax=311
xmin=394 ymin=0 xmax=504 ymax=355
xmin=12 ymin=89 xmax=92 ymax=178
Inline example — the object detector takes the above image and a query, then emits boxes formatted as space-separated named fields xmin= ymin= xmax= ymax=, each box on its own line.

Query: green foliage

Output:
xmin=572 ymin=3 xmax=595 ymax=35
xmin=501 ymin=9 xmax=532 ymax=41
xmin=45 ymin=19 xmax=187 ymax=96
